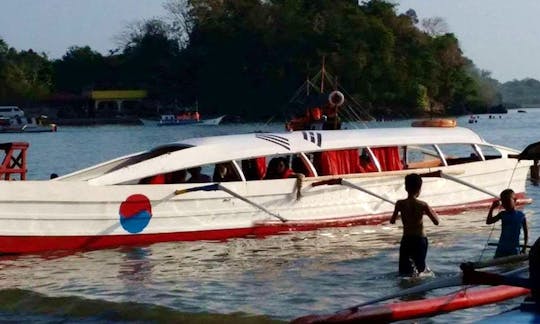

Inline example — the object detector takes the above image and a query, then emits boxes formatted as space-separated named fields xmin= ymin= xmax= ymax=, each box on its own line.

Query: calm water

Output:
xmin=0 ymin=109 xmax=539 ymax=323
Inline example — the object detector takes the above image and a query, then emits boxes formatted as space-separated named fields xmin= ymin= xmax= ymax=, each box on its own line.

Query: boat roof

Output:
xmin=180 ymin=127 xmax=486 ymax=149
xmin=64 ymin=127 xmax=491 ymax=185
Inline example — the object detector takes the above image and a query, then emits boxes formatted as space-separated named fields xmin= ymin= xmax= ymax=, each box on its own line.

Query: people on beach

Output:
xmin=390 ymin=173 xmax=440 ymax=276
xmin=486 ymin=188 xmax=528 ymax=258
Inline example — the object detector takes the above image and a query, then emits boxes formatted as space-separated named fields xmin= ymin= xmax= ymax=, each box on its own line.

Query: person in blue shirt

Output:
xmin=486 ymin=188 xmax=528 ymax=258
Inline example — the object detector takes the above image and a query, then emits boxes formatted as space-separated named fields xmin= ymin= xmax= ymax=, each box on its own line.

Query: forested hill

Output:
xmin=0 ymin=0 xmax=503 ymax=120
xmin=499 ymin=79 xmax=540 ymax=107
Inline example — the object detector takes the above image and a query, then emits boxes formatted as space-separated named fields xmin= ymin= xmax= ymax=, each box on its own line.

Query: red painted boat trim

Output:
xmin=292 ymin=285 xmax=530 ymax=323
xmin=0 ymin=194 xmax=530 ymax=254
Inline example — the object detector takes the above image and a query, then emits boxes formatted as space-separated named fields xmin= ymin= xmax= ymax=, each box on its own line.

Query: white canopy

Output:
xmin=63 ymin=127 xmax=489 ymax=185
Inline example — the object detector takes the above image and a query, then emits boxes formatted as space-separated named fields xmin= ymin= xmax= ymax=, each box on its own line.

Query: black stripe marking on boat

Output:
xmin=301 ymin=131 xmax=322 ymax=147
xmin=261 ymin=134 xmax=290 ymax=146
xmin=255 ymin=134 xmax=290 ymax=150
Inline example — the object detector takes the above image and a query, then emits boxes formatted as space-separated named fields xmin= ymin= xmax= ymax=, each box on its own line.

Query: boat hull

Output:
xmin=293 ymin=285 xmax=530 ymax=323
xmin=157 ymin=115 xmax=225 ymax=126
xmin=0 ymin=158 xmax=531 ymax=253
xmin=0 ymin=125 xmax=57 ymax=133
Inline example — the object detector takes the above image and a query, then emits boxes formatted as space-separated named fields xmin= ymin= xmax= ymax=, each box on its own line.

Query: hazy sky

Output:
xmin=0 ymin=0 xmax=167 ymax=58
xmin=0 ymin=1 xmax=537 ymax=82
xmin=396 ymin=0 xmax=540 ymax=82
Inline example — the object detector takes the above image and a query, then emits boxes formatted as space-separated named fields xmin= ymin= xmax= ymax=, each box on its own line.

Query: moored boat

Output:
xmin=0 ymin=115 xmax=57 ymax=133
xmin=0 ymin=126 xmax=535 ymax=253
xmin=156 ymin=112 xmax=225 ymax=126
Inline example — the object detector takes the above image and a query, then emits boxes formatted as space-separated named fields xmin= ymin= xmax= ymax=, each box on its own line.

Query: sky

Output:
xmin=0 ymin=0 xmax=538 ymax=83
xmin=0 ymin=0 xmax=167 ymax=57
xmin=396 ymin=0 xmax=540 ymax=82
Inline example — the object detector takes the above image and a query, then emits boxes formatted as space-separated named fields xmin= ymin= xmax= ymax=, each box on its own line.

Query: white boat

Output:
xmin=155 ymin=114 xmax=225 ymax=126
xmin=0 ymin=116 xmax=57 ymax=133
xmin=199 ymin=115 xmax=226 ymax=125
xmin=0 ymin=125 xmax=534 ymax=253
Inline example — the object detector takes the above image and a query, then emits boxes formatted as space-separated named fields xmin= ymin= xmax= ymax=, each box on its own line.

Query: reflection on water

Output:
xmin=0 ymin=110 xmax=538 ymax=322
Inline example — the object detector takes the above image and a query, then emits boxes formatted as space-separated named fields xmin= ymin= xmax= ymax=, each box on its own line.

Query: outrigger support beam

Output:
xmin=311 ymin=178 xmax=395 ymax=204
xmin=174 ymin=183 xmax=287 ymax=223
xmin=423 ymin=170 xmax=499 ymax=198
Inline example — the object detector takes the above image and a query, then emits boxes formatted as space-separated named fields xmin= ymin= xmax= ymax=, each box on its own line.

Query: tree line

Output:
xmin=0 ymin=0 xmax=522 ymax=121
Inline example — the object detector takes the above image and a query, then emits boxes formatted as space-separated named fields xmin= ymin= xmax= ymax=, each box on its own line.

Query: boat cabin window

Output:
xmin=139 ymin=160 xmax=242 ymax=184
xmin=212 ymin=161 xmax=241 ymax=182
xmin=403 ymin=145 xmax=443 ymax=169
xmin=291 ymin=153 xmax=316 ymax=177
xmin=369 ymin=146 xmax=404 ymax=172
xmin=139 ymin=169 xmax=188 ymax=184
xmin=264 ymin=155 xmax=295 ymax=179
xmin=359 ymin=148 xmax=379 ymax=172
xmin=313 ymin=147 xmax=388 ymax=175
xmin=242 ymin=157 xmax=267 ymax=180
xmin=436 ymin=144 xmax=482 ymax=165
xmin=477 ymin=145 xmax=502 ymax=160
xmin=181 ymin=161 xmax=241 ymax=183
xmin=111 ymin=145 xmax=192 ymax=175
xmin=313 ymin=149 xmax=362 ymax=175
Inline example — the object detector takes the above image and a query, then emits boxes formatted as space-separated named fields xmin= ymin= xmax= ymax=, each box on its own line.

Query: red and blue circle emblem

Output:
xmin=119 ymin=194 xmax=152 ymax=233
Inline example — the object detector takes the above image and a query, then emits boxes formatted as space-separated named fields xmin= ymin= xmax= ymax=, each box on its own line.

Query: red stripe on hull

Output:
xmin=0 ymin=194 xmax=530 ymax=254
xmin=292 ymin=285 xmax=530 ymax=323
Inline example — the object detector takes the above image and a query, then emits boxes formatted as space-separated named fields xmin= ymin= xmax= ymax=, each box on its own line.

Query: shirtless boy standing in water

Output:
xmin=390 ymin=173 xmax=440 ymax=276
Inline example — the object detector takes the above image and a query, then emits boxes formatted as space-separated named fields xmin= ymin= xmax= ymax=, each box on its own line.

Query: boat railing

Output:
xmin=0 ymin=142 xmax=29 ymax=180
xmin=303 ymin=168 xmax=465 ymax=184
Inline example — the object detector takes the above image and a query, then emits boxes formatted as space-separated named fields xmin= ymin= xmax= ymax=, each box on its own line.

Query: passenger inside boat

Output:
xmin=370 ymin=147 xmax=403 ymax=171
xmin=212 ymin=163 xmax=239 ymax=182
xmin=139 ymin=174 xmax=167 ymax=184
xmin=242 ymin=157 xmax=266 ymax=180
xmin=291 ymin=155 xmax=314 ymax=177
xmin=169 ymin=169 xmax=187 ymax=183
xmin=187 ymin=167 xmax=211 ymax=183
xmin=264 ymin=157 xmax=294 ymax=179
xmin=359 ymin=148 xmax=378 ymax=172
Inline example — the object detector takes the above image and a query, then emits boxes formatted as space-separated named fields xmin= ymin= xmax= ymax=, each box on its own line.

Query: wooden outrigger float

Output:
xmin=291 ymin=254 xmax=531 ymax=323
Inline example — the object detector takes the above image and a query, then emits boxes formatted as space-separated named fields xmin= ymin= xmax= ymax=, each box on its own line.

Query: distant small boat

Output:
xmin=0 ymin=116 xmax=57 ymax=133
xmin=151 ymin=113 xmax=225 ymax=126
xmin=518 ymin=109 xmax=527 ymax=113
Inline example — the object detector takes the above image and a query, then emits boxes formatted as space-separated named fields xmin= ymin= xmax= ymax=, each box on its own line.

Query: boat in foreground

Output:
xmin=292 ymin=254 xmax=533 ymax=323
xmin=293 ymin=285 xmax=529 ymax=323
xmin=0 ymin=126 xmax=535 ymax=253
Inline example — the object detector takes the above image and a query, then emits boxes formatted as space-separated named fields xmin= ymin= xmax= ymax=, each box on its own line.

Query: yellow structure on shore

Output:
xmin=90 ymin=90 xmax=147 ymax=113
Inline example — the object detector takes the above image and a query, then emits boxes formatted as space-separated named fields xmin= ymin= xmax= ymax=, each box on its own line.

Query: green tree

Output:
xmin=0 ymin=39 xmax=52 ymax=102
xmin=52 ymin=46 xmax=105 ymax=93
